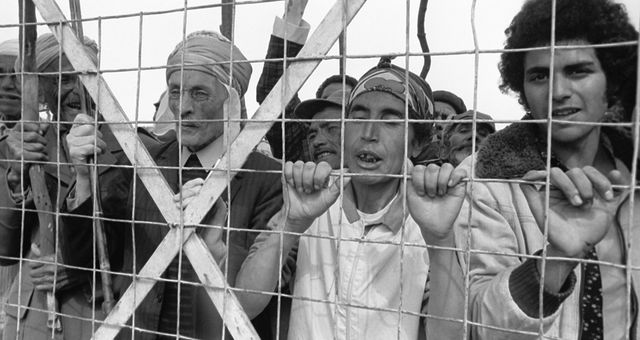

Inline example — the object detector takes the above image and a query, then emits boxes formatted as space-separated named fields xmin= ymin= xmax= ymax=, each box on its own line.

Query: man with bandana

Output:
xmin=0 ymin=33 xmax=157 ymax=340
xmin=234 ymin=61 xmax=468 ymax=339
xmin=65 ymin=31 xmax=283 ymax=339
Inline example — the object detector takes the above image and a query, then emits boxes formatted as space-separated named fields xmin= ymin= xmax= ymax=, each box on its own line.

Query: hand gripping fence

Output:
xmin=29 ymin=0 xmax=367 ymax=338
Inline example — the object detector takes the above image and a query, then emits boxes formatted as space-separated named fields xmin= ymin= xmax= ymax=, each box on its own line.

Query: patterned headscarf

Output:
xmin=166 ymin=31 xmax=252 ymax=97
xmin=349 ymin=61 xmax=434 ymax=121
xmin=35 ymin=33 xmax=98 ymax=72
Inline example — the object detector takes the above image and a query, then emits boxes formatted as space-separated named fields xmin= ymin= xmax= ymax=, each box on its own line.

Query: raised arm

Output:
xmin=407 ymin=162 xmax=468 ymax=339
xmin=258 ymin=0 xmax=310 ymax=161
xmin=235 ymin=160 xmax=345 ymax=318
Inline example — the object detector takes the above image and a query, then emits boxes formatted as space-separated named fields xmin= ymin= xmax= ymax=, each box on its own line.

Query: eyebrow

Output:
xmin=526 ymin=61 xmax=596 ymax=75
xmin=348 ymin=104 xmax=369 ymax=114
xmin=381 ymin=108 xmax=404 ymax=118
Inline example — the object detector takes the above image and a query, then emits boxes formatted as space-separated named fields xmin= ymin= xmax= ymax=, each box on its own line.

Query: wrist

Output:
xmin=284 ymin=216 xmax=313 ymax=234
xmin=7 ymin=168 xmax=26 ymax=194
xmin=421 ymin=229 xmax=455 ymax=247
xmin=536 ymin=246 xmax=579 ymax=294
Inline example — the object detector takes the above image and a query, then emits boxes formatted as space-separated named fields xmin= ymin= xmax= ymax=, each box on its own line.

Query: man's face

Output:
xmin=446 ymin=122 xmax=493 ymax=166
xmin=434 ymin=101 xmax=457 ymax=120
xmin=433 ymin=101 xmax=458 ymax=142
xmin=523 ymin=40 xmax=607 ymax=145
xmin=168 ymin=70 xmax=228 ymax=152
xmin=307 ymin=107 xmax=342 ymax=169
xmin=0 ymin=54 xmax=20 ymax=120
xmin=345 ymin=91 xmax=417 ymax=186
xmin=320 ymin=82 xmax=353 ymax=99
xmin=40 ymin=56 xmax=91 ymax=123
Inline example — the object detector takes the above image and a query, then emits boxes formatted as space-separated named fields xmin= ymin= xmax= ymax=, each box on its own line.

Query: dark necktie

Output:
xmin=158 ymin=153 xmax=206 ymax=338
xmin=581 ymin=248 xmax=603 ymax=339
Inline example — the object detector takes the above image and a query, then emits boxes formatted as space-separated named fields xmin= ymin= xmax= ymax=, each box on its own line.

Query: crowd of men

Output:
xmin=0 ymin=0 xmax=639 ymax=339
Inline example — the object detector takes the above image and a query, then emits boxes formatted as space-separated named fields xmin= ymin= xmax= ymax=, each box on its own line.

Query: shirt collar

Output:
xmin=181 ymin=136 xmax=224 ymax=168
xmin=342 ymin=180 xmax=407 ymax=234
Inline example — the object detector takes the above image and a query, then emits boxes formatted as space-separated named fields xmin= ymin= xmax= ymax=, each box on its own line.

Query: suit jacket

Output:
xmin=66 ymin=138 xmax=283 ymax=340
xmin=0 ymin=125 xmax=156 ymax=340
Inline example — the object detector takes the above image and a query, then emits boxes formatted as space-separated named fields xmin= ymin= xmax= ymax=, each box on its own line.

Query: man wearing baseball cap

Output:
xmin=444 ymin=110 xmax=495 ymax=166
xmin=293 ymin=90 xmax=348 ymax=169
xmin=235 ymin=60 xmax=468 ymax=339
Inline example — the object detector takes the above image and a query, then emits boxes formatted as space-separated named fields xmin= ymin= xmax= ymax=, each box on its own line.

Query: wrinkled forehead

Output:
xmin=167 ymin=69 xmax=225 ymax=90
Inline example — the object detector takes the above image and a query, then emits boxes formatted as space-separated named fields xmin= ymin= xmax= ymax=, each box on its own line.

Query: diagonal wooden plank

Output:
xmin=33 ymin=0 xmax=181 ymax=224
xmin=183 ymin=231 xmax=259 ymax=340
xmin=92 ymin=1 xmax=367 ymax=338
xmin=184 ymin=0 xmax=367 ymax=226
xmin=31 ymin=0 xmax=369 ymax=339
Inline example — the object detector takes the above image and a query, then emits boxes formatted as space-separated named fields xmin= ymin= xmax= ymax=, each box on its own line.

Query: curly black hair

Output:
xmin=499 ymin=0 xmax=638 ymax=118
xmin=315 ymin=74 xmax=358 ymax=99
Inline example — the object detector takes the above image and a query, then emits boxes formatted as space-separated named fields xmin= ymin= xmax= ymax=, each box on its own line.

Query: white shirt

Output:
xmin=288 ymin=186 xmax=429 ymax=340
xmin=181 ymin=136 xmax=225 ymax=168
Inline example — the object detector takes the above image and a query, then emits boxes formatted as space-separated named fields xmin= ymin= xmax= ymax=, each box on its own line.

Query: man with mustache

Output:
xmin=235 ymin=60 xmax=468 ymax=339
xmin=65 ymin=31 xmax=283 ymax=339
xmin=443 ymin=110 xmax=495 ymax=166
xmin=0 ymin=33 xmax=157 ymax=340
xmin=293 ymin=90 xmax=348 ymax=169
xmin=258 ymin=0 xmax=358 ymax=163
xmin=0 ymin=38 xmax=20 ymax=339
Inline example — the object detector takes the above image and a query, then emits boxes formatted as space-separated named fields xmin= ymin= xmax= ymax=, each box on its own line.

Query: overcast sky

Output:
xmin=0 ymin=0 xmax=638 ymax=128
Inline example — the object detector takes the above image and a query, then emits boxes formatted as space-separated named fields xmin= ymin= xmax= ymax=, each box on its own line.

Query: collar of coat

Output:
xmin=475 ymin=115 xmax=639 ymax=181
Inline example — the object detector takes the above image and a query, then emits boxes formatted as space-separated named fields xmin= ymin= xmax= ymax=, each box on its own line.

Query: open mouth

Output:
xmin=552 ymin=108 xmax=580 ymax=118
xmin=355 ymin=150 xmax=382 ymax=164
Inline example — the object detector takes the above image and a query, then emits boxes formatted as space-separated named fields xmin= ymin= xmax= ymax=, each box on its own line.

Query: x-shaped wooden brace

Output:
xmin=32 ymin=0 xmax=367 ymax=338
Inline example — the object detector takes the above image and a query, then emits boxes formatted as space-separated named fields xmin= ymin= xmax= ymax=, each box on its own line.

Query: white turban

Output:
xmin=0 ymin=39 xmax=19 ymax=57
xmin=35 ymin=33 xmax=98 ymax=72
xmin=166 ymin=31 xmax=252 ymax=97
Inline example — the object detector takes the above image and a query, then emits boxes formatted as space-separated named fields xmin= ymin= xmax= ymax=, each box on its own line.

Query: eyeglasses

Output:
xmin=168 ymin=88 xmax=211 ymax=102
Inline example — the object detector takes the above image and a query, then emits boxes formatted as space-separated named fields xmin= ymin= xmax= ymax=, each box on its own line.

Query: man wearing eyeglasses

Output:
xmin=65 ymin=31 xmax=283 ymax=340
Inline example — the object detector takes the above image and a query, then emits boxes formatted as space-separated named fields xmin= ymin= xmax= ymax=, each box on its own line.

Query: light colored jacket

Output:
xmin=453 ymin=122 xmax=639 ymax=340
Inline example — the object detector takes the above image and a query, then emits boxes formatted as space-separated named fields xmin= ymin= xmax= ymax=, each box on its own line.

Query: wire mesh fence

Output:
xmin=0 ymin=0 xmax=637 ymax=339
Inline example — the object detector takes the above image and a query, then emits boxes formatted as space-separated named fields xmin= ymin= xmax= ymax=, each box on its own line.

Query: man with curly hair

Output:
xmin=439 ymin=0 xmax=640 ymax=339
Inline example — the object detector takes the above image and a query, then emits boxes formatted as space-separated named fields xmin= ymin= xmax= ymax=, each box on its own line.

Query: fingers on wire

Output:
xmin=411 ymin=163 xmax=465 ymax=198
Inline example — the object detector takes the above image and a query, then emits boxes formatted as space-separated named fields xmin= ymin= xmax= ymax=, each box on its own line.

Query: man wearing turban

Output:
xmin=0 ymin=33 xmax=157 ymax=340
xmin=65 ymin=31 xmax=283 ymax=339
xmin=0 ymin=37 xmax=20 ymax=340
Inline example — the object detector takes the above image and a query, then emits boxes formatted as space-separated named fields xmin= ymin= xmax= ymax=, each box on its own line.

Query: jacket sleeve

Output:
xmin=60 ymin=154 xmax=132 ymax=272
xmin=60 ymin=128 xmax=157 ymax=271
xmin=234 ymin=208 xmax=299 ymax=319
xmin=0 ymin=167 xmax=35 ymax=265
xmin=225 ymin=155 xmax=284 ymax=285
xmin=454 ymin=179 xmax=576 ymax=340
xmin=257 ymin=33 xmax=308 ymax=162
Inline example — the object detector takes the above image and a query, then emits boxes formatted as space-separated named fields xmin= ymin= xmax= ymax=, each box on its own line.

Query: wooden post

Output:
xmin=31 ymin=0 xmax=369 ymax=338
xmin=220 ymin=0 xmax=233 ymax=40
xmin=67 ymin=0 xmax=116 ymax=315
xmin=18 ymin=0 xmax=61 ymax=332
